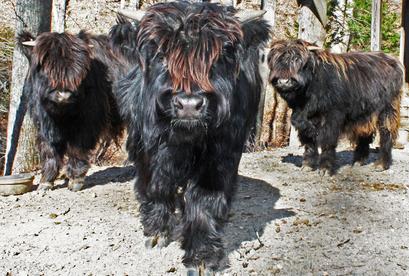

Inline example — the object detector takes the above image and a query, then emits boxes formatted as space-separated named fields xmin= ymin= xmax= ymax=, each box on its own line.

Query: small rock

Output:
xmin=293 ymin=218 xmax=311 ymax=226
xmin=353 ymin=227 xmax=363 ymax=234
xmin=49 ymin=213 xmax=58 ymax=219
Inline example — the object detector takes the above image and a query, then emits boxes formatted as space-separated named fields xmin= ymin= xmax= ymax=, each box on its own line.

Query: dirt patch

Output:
xmin=1 ymin=145 xmax=409 ymax=275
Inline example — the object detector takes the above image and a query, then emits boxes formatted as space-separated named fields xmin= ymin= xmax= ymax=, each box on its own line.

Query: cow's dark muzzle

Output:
xmin=172 ymin=94 xmax=207 ymax=120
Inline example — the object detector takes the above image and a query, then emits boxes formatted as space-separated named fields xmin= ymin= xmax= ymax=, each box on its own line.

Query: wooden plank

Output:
xmin=402 ymin=0 xmax=409 ymax=83
xmin=312 ymin=0 xmax=327 ymax=26
xmin=370 ymin=0 xmax=382 ymax=51
xmin=51 ymin=0 xmax=67 ymax=32
xmin=297 ymin=0 xmax=327 ymax=27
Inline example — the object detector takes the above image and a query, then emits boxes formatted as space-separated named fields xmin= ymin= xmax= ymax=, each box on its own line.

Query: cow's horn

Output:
xmin=236 ymin=10 xmax=266 ymax=23
xmin=22 ymin=40 xmax=36 ymax=47
xmin=118 ymin=9 xmax=146 ymax=21
xmin=307 ymin=45 xmax=322 ymax=51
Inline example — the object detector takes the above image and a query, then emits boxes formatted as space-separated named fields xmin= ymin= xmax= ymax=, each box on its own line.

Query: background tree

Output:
xmin=4 ymin=0 xmax=52 ymax=174
xmin=348 ymin=0 xmax=400 ymax=54
xmin=52 ymin=0 xmax=68 ymax=32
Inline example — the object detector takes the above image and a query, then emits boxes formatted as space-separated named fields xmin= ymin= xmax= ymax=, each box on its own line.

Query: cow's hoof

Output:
xmin=37 ymin=182 xmax=53 ymax=191
xmin=374 ymin=160 xmax=389 ymax=171
xmin=145 ymin=235 xmax=170 ymax=249
xmin=67 ymin=177 xmax=85 ymax=192
xmin=318 ymin=168 xmax=334 ymax=177
xmin=352 ymin=159 xmax=366 ymax=166
xmin=186 ymin=267 xmax=215 ymax=276
xmin=301 ymin=164 xmax=314 ymax=172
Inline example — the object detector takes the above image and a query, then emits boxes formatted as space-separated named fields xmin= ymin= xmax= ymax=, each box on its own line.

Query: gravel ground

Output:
xmin=1 ymin=145 xmax=409 ymax=275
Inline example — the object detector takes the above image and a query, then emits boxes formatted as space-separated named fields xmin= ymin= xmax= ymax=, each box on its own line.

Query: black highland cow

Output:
xmin=268 ymin=39 xmax=403 ymax=175
xmin=117 ymin=1 xmax=270 ymax=271
xmin=7 ymin=31 xmax=123 ymax=191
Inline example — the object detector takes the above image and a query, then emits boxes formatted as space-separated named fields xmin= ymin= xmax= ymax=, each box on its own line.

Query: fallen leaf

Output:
xmin=49 ymin=213 xmax=58 ymax=219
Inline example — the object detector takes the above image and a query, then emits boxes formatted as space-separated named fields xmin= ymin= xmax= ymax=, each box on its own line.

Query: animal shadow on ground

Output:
xmin=84 ymin=165 xmax=135 ymax=189
xmin=52 ymin=165 xmax=135 ymax=190
xmin=281 ymin=149 xmax=379 ymax=171
xmin=224 ymin=175 xmax=295 ymax=262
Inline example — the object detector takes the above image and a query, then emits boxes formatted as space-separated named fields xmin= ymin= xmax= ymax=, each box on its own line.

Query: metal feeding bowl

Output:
xmin=0 ymin=173 xmax=34 ymax=196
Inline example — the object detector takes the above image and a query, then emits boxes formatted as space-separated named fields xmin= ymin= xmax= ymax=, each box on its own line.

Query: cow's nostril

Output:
xmin=278 ymin=78 xmax=290 ymax=85
xmin=195 ymin=98 xmax=204 ymax=110
xmin=173 ymin=97 xmax=184 ymax=110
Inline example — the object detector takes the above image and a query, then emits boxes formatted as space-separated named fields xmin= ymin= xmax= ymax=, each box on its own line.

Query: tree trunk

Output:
xmin=52 ymin=0 xmax=67 ymax=32
xmin=258 ymin=0 xmax=288 ymax=149
xmin=330 ymin=0 xmax=353 ymax=53
xmin=370 ymin=0 xmax=382 ymax=51
xmin=4 ymin=0 xmax=52 ymax=175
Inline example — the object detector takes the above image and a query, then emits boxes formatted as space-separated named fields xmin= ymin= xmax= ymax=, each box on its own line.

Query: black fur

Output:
xmin=117 ymin=1 xmax=270 ymax=270
xmin=268 ymin=39 xmax=403 ymax=175
xmin=7 ymin=31 xmax=123 ymax=191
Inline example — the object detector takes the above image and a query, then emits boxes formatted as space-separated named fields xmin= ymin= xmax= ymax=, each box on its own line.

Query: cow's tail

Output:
xmin=386 ymin=93 xmax=402 ymax=143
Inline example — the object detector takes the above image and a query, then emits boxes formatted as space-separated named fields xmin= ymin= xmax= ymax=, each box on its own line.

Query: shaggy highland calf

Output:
xmin=6 ymin=31 xmax=123 ymax=191
xmin=117 ymin=1 xmax=270 ymax=272
xmin=268 ymin=39 xmax=403 ymax=175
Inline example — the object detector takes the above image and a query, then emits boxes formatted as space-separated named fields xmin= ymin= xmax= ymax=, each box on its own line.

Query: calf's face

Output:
xmin=268 ymin=39 xmax=314 ymax=93
xmin=23 ymin=32 xmax=92 ymax=109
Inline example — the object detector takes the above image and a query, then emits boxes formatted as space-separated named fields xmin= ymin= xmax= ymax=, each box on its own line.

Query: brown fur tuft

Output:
xmin=137 ymin=3 xmax=243 ymax=93
xmin=32 ymin=32 xmax=92 ymax=92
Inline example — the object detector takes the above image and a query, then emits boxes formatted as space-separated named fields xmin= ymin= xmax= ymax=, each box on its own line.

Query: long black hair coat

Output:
xmin=6 ymin=31 xmax=123 ymax=191
xmin=115 ymin=1 xmax=270 ymax=270
xmin=268 ymin=39 xmax=403 ymax=175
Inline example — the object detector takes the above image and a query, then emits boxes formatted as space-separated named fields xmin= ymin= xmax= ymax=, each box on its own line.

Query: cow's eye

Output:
xmin=154 ymin=51 xmax=165 ymax=61
xmin=222 ymin=43 xmax=235 ymax=63
xmin=223 ymin=43 xmax=234 ymax=55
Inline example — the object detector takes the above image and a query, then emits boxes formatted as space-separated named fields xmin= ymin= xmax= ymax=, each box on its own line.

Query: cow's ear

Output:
xmin=240 ymin=18 xmax=271 ymax=50
xmin=17 ymin=31 xmax=36 ymax=62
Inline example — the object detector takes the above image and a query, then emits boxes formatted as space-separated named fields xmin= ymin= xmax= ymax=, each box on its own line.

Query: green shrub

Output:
xmin=348 ymin=0 xmax=400 ymax=54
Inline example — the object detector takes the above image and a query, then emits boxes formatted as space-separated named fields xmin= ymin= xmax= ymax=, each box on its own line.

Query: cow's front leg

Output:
xmin=65 ymin=146 xmax=90 ymax=192
xmin=138 ymin=149 xmax=180 ymax=248
xmin=317 ymin=114 xmax=343 ymax=176
xmin=292 ymin=111 xmax=319 ymax=171
xmin=38 ymin=139 xmax=65 ymax=191
xmin=181 ymin=152 xmax=239 ymax=272
xmin=298 ymin=130 xmax=318 ymax=171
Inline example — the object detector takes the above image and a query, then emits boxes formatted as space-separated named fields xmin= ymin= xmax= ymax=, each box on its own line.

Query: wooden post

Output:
xmin=130 ymin=0 xmax=139 ymax=9
xmin=257 ymin=0 xmax=276 ymax=148
xmin=298 ymin=0 xmax=327 ymax=46
xmin=370 ymin=0 xmax=382 ymax=51
xmin=398 ymin=0 xmax=409 ymax=147
xmin=52 ymin=0 xmax=67 ymax=32
xmin=120 ymin=0 xmax=126 ymax=9
xmin=402 ymin=0 xmax=409 ymax=83
xmin=4 ymin=0 xmax=52 ymax=174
